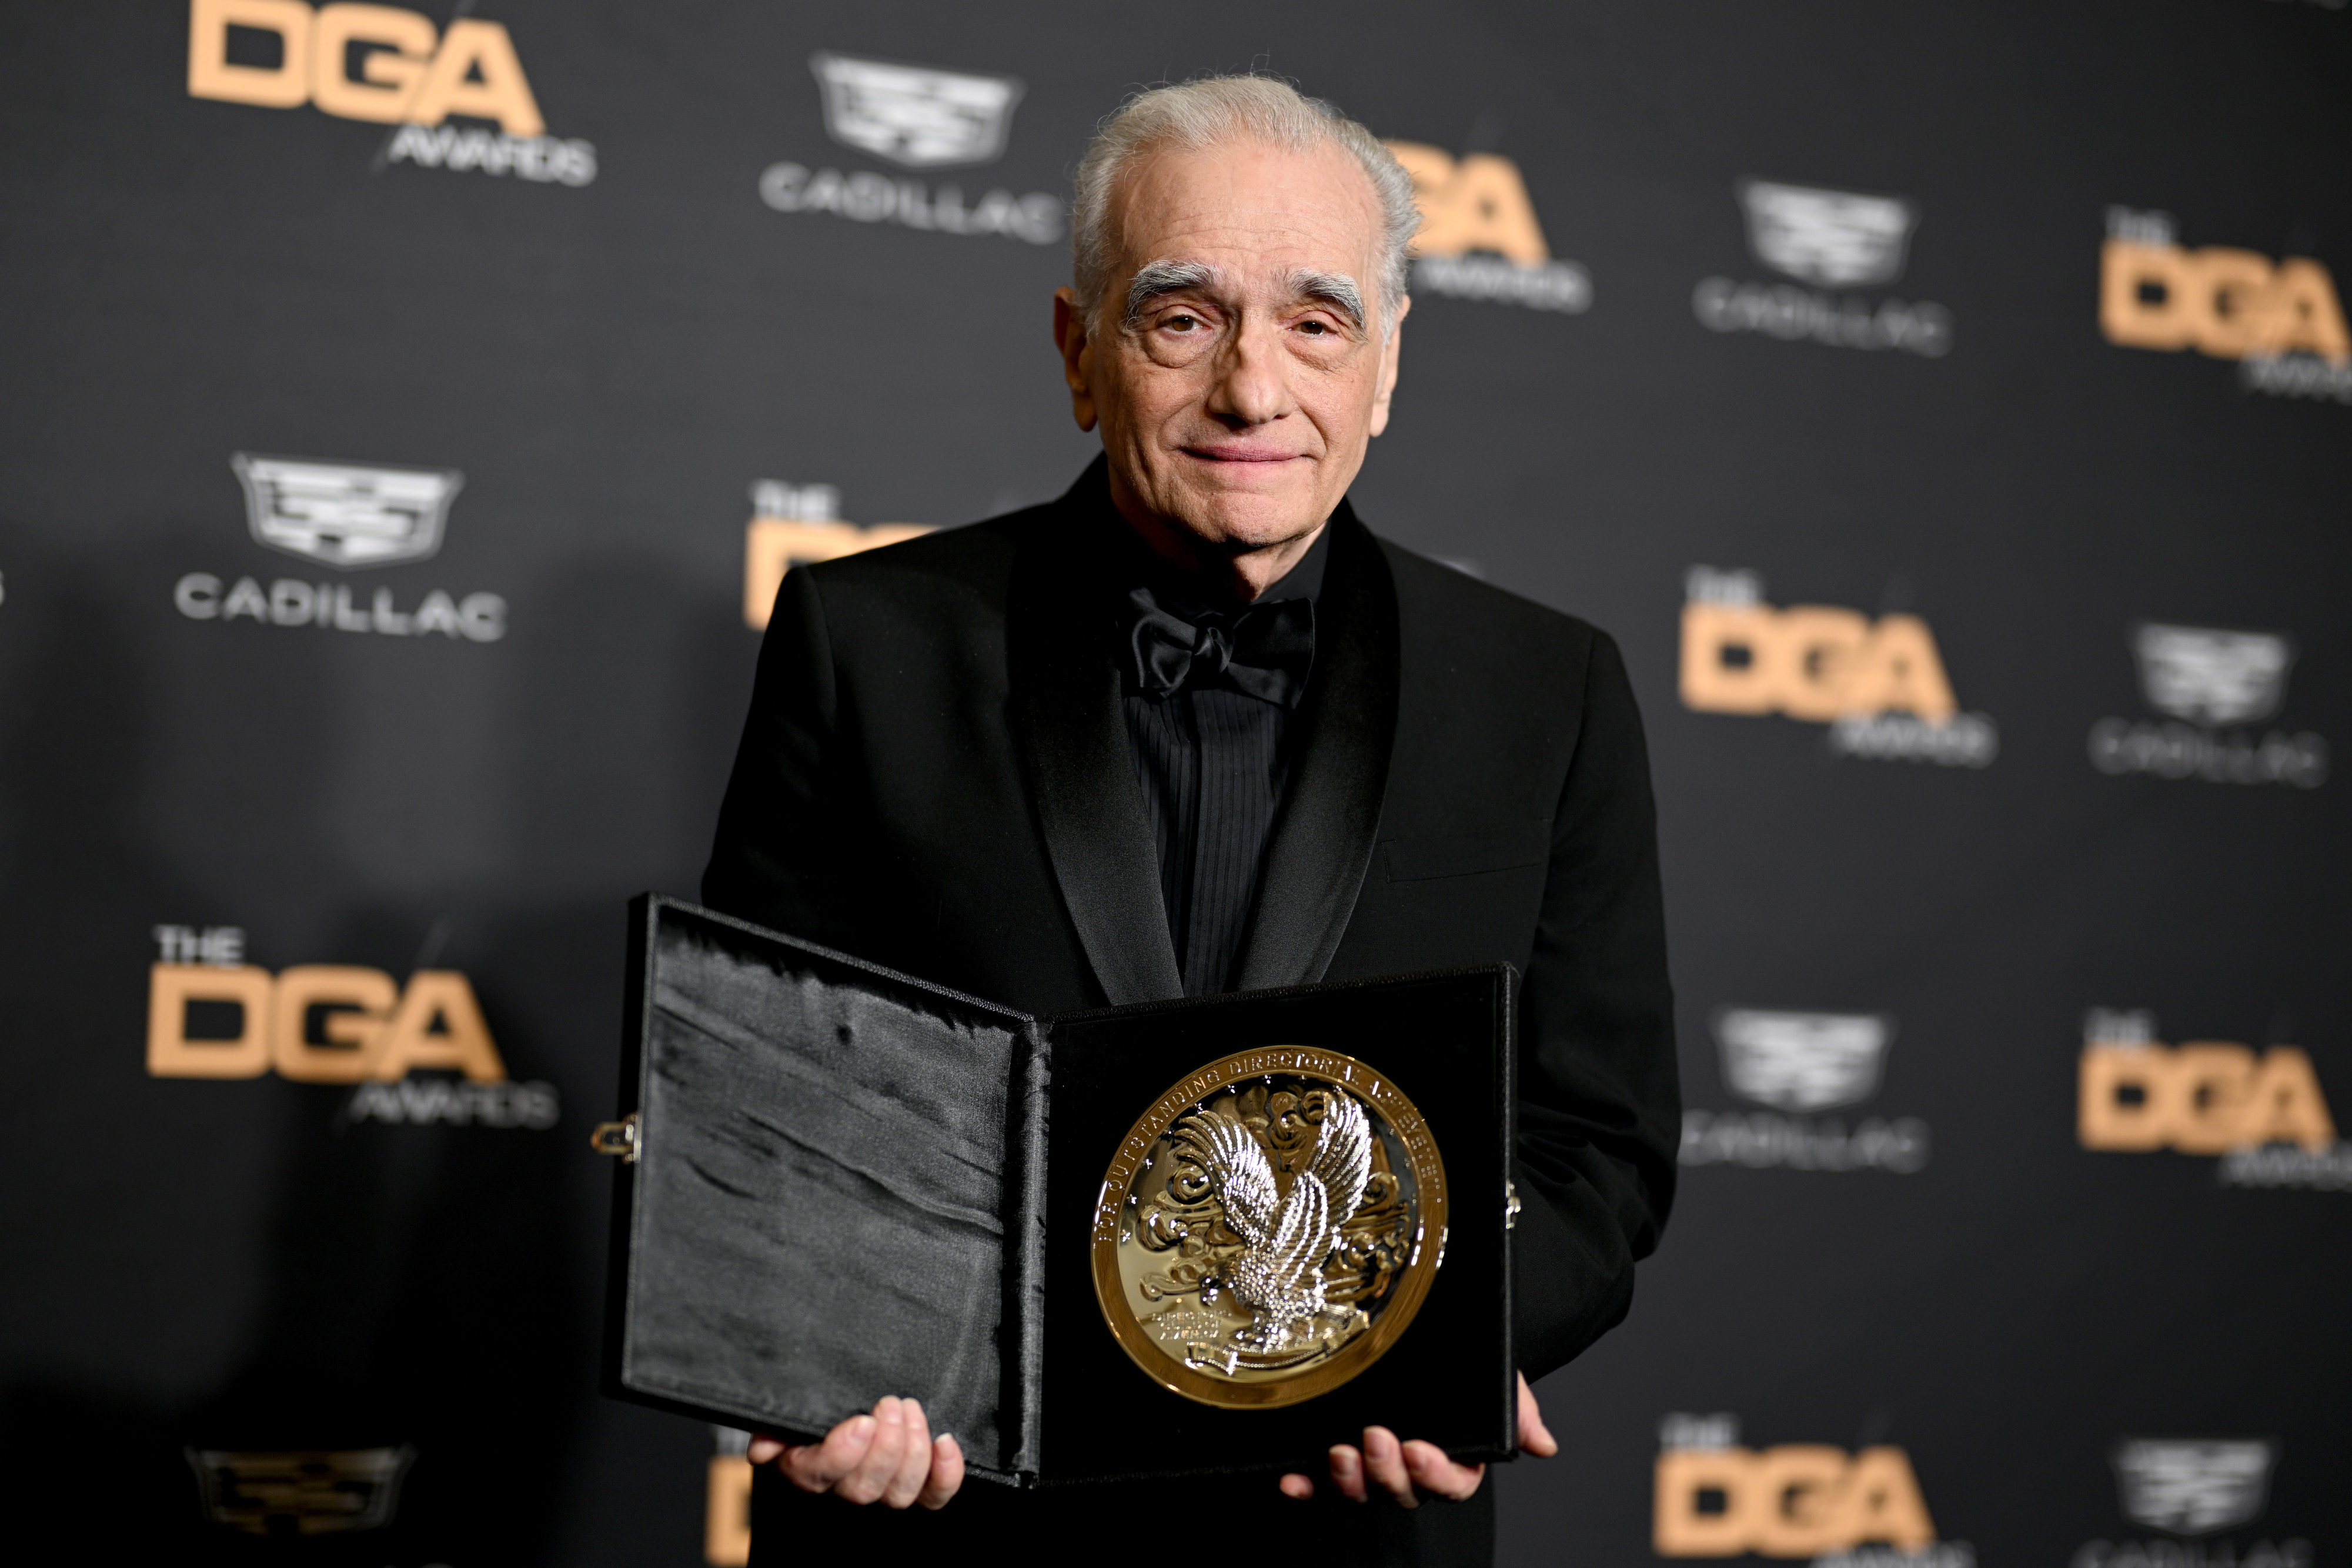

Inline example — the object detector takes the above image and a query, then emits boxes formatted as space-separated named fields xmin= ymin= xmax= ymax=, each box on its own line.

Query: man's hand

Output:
xmin=1277 ymin=1372 xmax=1558 ymax=1506
xmin=746 ymin=1395 xmax=964 ymax=1510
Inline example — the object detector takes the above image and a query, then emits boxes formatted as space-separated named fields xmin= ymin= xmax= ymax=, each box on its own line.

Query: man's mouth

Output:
xmin=1180 ymin=444 xmax=1307 ymax=464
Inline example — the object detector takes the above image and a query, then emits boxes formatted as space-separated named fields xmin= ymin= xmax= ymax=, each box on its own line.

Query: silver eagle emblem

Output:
xmin=1171 ymin=1094 xmax=1374 ymax=1350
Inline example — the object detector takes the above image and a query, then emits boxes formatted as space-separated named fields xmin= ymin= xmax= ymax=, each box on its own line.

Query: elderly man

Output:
xmin=703 ymin=74 xmax=1676 ymax=1564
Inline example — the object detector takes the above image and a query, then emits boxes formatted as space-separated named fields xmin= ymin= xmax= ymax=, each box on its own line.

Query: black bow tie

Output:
xmin=1122 ymin=586 xmax=1315 ymax=708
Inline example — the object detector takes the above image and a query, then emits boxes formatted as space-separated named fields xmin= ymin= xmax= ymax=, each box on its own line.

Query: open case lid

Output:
xmin=602 ymin=894 xmax=1515 ymax=1486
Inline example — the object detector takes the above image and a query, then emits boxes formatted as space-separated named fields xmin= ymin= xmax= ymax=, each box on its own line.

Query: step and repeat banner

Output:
xmin=2 ymin=1 xmax=2346 ymax=1563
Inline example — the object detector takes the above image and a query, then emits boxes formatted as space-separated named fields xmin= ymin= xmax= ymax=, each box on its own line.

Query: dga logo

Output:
xmin=2102 ymin=206 xmax=2349 ymax=405
xmin=706 ymin=1428 xmax=753 ymax=1567
xmin=2089 ymin=624 xmax=2326 ymax=789
xmin=1382 ymin=142 xmax=1591 ymax=314
xmin=1682 ymin=1009 xmax=1929 ymax=1174
xmin=2078 ymin=1009 xmax=2348 ymax=1191
xmin=2073 ymin=1439 xmax=2310 ymax=1568
xmin=185 ymin=0 xmax=594 ymax=186
xmin=743 ymin=480 xmax=930 ymax=630
xmin=1653 ymin=1413 xmax=1963 ymax=1566
xmin=760 ymin=52 xmax=1061 ymax=245
xmin=146 ymin=923 xmax=558 ymax=1129
xmin=176 ymin=453 xmax=507 ymax=643
xmin=1695 ymin=180 xmax=1952 ymax=357
xmin=186 ymin=1445 xmax=415 ymax=1536
xmin=1680 ymin=567 xmax=1996 ymax=768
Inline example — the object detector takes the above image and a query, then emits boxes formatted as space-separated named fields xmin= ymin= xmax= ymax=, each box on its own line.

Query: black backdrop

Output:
xmin=4 ymin=2 xmax=2348 ymax=1563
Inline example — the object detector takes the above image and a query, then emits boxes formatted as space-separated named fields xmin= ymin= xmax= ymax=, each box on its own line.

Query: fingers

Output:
xmin=839 ymin=1396 xmax=918 ymax=1505
xmin=1327 ymin=1430 xmax=1490 ymax=1507
xmin=1403 ymin=1439 xmax=1487 ymax=1501
xmin=746 ymin=1434 xmax=785 ymax=1465
xmin=878 ymin=1399 xmax=934 ymax=1509
xmin=1361 ymin=1427 xmax=1419 ymax=1507
xmin=918 ymin=1433 xmax=965 ymax=1510
xmin=1517 ymin=1372 xmax=1559 ymax=1459
xmin=1278 ymin=1472 xmax=1315 ymax=1500
xmin=780 ymin=1412 xmax=876 ymax=1493
xmin=1329 ymin=1443 xmax=1368 ymax=1502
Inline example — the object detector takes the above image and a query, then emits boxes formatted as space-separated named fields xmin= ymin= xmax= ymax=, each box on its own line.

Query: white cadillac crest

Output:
xmin=1738 ymin=179 xmax=1919 ymax=287
xmin=808 ymin=52 xmax=1024 ymax=168
xmin=1093 ymin=1048 xmax=1447 ymax=1407
xmin=2112 ymin=1439 xmax=2278 ymax=1536
xmin=1714 ymin=1009 xmax=1894 ymax=1112
xmin=231 ymin=454 xmax=464 ymax=569
xmin=2132 ymin=624 xmax=2296 ymax=726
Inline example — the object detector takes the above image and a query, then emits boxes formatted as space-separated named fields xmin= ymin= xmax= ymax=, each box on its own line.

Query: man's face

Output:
xmin=1055 ymin=137 xmax=1408 ymax=564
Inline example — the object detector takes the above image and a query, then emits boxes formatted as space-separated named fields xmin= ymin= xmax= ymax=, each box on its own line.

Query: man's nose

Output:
xmin=1203 ymin=317 xmax=1294 ymax=427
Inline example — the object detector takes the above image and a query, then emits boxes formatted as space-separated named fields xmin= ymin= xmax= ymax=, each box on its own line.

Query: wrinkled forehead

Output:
xmin=1108 ymin=135 xmax=1384 ymax=287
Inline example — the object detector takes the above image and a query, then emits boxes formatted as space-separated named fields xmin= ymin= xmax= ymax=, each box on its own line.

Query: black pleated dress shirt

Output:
xmin=1118 ymin=527 xmax=1329 ymax=995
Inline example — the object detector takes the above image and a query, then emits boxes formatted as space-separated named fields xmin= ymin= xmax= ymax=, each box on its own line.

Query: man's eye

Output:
xmin=1163 ymin=313 xmax=1200 ymax=332
xmin=1297 ymin=319 xmax=1336 ymax=336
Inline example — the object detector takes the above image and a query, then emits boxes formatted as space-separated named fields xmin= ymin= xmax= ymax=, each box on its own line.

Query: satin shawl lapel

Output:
xmin=1234 ymin=506 xmax=1401 ymax=991
xmin=1006 ymin=483 xmax=1184 ymax=1006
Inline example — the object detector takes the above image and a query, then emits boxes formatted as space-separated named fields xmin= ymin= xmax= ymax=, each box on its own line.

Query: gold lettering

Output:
xmin=2102 ymin=239 xmax=2198 ymax=351
xmin=309 ymin=3 xmax=436 ymax=122
xmin=705 ymin=1455 xmax=753 ymax=1567
xmin=1848 ymin=615 xmax=1957 ymax=721
xmin=2079 ymin=1044 xmax=2177 ymax=1150
xmin=405 ymin=18 xmax=544 ymax=136
xmin=2187 ymin=248 xmax=2280 ymax=361
xmin=2169 ymin=1042 xmax=2259 ymax=1154
xmin=271 ymin=965 xmax=397 ymax=1082
xmin=1681 ymin=601 xmax=1782 ymax=714
xmin=1836 ymin=1447 xmax=1937 ymax=1549
xmin=1385 ymin=143 xmax=1550 ymax=265
xmin=148 ymin=963 xmax=275 ymax=1078
xmin=2080 ymin=1041 xmax=2336 ymax=1152
xmin=1774 ymin=606 xmax=1872 ymax=722
xmin=188 ymin=0 xmax=314 ymax=108
xmin=370 ymin=969 xmax=506 ymax=1081
xmin=2237 ymin=1046 xmax=2337 ymax=1151
xmin=2264 ymin=259 xmax=2352 ymax=362
xmin=1656 ymin=1446 xmax=1937 ymax=1556
xmin=1749 ymin=1445 xmax=1849 ymax=1557
xmin=1682 ymin=601 xmax=1961 ymax=721
xmin=744 ymin=519 xmax=933 ymax=629
xmin=2103 ymin=239 xmax=2351 ymax=364
xmin=1654 ymin=1447 xmax=1752 ymax=1556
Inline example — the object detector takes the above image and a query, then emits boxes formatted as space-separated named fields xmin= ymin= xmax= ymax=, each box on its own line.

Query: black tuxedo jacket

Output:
xmin=704 ymin=463 xmax=1678 ymax=1563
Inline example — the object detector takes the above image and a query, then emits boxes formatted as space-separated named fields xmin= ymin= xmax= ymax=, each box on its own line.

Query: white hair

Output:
xmin=1070 ymin=75 xmax=1418 ymax=335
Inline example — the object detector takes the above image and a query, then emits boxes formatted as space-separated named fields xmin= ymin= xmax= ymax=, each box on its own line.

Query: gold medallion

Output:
xmin=1090 ymin=1047 xmax=1448 ymax=1409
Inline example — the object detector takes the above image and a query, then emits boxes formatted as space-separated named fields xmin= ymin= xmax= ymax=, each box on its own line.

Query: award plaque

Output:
xmin=599 ymin=895 xmax=1515 ymax=1487
xmin=1092 ymin=1049 xmax=1447 ymax=1407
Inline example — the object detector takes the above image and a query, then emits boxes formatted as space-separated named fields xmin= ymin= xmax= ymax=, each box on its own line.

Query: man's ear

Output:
xmin=1368 ymin=294 xmax=1409 ymax=438
xmin=1053 ymin=287 xmax=1098 ymax=433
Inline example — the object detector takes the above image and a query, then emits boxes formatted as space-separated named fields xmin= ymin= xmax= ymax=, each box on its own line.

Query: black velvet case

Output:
xmin=600 ymin=895 xmax=1517 ymax=1487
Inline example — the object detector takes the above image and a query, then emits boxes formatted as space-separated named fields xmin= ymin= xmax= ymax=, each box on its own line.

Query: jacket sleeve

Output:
xmin=1512 ymin=627 xmax=1681 ymax=1379
xmin=700 ymin=566 xmax=860 ymax=947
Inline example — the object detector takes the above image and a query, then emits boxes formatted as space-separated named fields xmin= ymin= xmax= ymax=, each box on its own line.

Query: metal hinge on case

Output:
xmin=1505 ymin=1179 xmax=1521 ymax=1230
xmin=590 ymin=1112 xmax=641 ymax=1164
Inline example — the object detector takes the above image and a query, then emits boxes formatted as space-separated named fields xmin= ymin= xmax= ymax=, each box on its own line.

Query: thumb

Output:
xmin=1517 ymin=1372 xmax=1558 ymax=1457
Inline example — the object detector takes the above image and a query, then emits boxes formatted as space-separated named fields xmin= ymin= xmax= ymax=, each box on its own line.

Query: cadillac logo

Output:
xmin=808 ymin=52 xmax=1024 ymax=169
xmin=231 ymin=454 xmax=463 ymax=569
xmin=1737 ymin=179 xmax=1919 ymax=289
xmin=2132 ymin=623 xmax=2297 ymax=726
xmin=1091 ymin=1047 xmax=1446 ymax=1409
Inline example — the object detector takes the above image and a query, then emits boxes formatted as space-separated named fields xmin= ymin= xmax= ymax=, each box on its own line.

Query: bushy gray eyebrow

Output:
xmin=1287 ymin=269 xmax=1365 ymax=329
xmin=1118 ymin=261 xmax=1368 ymax=332
xmin=1123 ymin=259 xmax=1220 ymax=326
